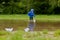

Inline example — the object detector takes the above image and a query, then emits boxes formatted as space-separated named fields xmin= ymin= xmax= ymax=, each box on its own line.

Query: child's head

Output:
xmin=31 ymin=9 xmax=34 ymax=12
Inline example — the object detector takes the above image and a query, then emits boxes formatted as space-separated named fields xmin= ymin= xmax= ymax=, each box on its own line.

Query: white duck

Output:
xmin=24 ymin=28 xmax=30 ymax=32
xmin=5 ymin=28 xmax=13 ymax=32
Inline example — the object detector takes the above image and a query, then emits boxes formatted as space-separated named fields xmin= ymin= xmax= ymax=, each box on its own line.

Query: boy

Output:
xmin=24 ymin=9 xmax=35 ymax=32
xmin=28 ymin=9 xmax=35 ymax=20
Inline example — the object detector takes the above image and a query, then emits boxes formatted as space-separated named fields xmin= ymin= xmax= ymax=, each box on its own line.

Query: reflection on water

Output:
xmin=0 ymin=20 xmax=60 ymax=31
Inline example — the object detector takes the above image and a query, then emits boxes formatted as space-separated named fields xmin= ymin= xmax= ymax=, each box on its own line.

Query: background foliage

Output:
xmin=0 ymin=0 xmax=60 ymax=15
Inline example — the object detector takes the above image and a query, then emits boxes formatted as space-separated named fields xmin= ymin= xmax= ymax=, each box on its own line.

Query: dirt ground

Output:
xmin=0 ymin=20 xmax=60 ymax=31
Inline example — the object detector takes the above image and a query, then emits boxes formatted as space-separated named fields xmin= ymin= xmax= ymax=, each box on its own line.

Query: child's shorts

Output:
xmin=30 ymin=17 xmax=33 ymax=20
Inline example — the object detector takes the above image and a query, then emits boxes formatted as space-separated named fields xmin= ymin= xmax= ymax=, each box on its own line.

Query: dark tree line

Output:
xmin=0 ymin=0 xmax=60 ymax=15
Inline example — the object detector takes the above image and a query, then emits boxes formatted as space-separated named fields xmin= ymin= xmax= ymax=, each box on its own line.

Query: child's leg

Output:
xmin=30 ymin=17 xmax=33 ymax=20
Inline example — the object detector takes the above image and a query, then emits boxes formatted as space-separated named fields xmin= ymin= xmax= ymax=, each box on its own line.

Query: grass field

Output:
xmin=0 ymin=30 xmax=60 ymax=40
xmin=0 ymin=15 xmax=60 ymax=40
xmin=0 ymin=15 xmax=60 ymax=22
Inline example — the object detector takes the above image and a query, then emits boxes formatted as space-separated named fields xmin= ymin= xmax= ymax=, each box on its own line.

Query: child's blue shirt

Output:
xmin=28 ymin=11 xmax=34 ymax=17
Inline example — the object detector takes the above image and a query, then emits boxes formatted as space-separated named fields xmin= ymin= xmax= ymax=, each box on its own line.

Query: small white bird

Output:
xmin=24 ymin=28 xmax=30 ymax=32
xmin=5 ymin=28 xmax=13 ymax=32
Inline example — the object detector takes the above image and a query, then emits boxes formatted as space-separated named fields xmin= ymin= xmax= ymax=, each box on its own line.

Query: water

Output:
xmin=0 ymin=20 xmax=60 ymax=31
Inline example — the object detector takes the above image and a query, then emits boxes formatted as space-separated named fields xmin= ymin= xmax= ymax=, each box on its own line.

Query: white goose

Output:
xmin=5 ymin=28 xmax=13 ymax=32
xmin=24 ymin=28 xmax=30 ymax=32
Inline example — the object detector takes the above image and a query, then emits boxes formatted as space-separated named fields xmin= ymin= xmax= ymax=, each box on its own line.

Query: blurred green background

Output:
xmin=0 ymin=0 xmax=60 ymax=15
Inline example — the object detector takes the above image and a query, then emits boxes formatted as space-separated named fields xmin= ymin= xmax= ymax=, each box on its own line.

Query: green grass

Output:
xmin=0 ymin=15 xmax=60 ymax=22
xmin=1 ymin=30 xmax=60 ymax=40
xmin=36 ymin=15 xmax=60 ymax=22
xmin=0 ymin=14 xmax=28 ymax=20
